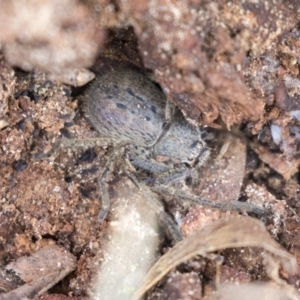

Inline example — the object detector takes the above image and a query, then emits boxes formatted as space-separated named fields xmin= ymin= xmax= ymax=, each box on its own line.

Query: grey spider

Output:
xmin=38 ymin=67 xmax=266 ymax=241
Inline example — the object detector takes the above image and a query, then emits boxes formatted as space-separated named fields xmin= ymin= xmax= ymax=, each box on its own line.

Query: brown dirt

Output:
xmin=1 ymin=1 xmax=300 ymax=299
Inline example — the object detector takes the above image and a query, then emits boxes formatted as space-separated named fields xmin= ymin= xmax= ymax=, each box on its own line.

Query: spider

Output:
xmin=38 ymin=67 xmax=266 ymax=241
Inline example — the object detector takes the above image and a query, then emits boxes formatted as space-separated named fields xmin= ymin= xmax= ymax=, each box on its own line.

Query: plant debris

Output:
xmin=133 ymin=216 xmax=298 ymax=300
xmin=2 ymin=245 xmax=76 ymax=299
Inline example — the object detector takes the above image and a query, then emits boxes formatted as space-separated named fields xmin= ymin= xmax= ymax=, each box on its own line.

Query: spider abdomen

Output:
xmin=82 ymin=69 xmax=166 ymax=147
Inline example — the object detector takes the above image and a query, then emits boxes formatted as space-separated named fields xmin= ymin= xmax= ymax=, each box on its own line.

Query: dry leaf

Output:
xmin=133 ymin=216 xmax=297 ymax=300
xmin=2 ymin=245 xmax=76 ymax=299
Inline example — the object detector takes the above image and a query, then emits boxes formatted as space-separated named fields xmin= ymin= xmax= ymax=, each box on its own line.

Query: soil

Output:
xmin=1 ymin=1 xmax=300 ymax=300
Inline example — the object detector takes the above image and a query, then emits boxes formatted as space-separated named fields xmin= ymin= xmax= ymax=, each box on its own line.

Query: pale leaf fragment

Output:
xmin=133 ymin=216 xmax=298 ymax=300
xmin=2 ymin=245 xmax=76 ymax=299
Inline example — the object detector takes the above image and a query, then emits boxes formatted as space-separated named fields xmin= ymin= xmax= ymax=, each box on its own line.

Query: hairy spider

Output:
xmin=38 ymin=67 xmax=266 ymax=241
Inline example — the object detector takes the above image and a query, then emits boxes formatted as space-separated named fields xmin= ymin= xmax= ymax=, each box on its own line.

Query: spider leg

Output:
xmin=155 ymin=164 xmax=191 ymax=185
xmin=130 ymin=155 xmax=170 ymax=173
xmin=98 ymin=141 xmax=129 ymax=223
xmin=153 ymin=186 xmax=268 ymax=216
xmin=34 ymin=137 xmax=113 ymax=159
xmin=124 ymin=158 xmax=183 ymax=242
xmin=129 ymin=154 xmax=191 ymax=185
